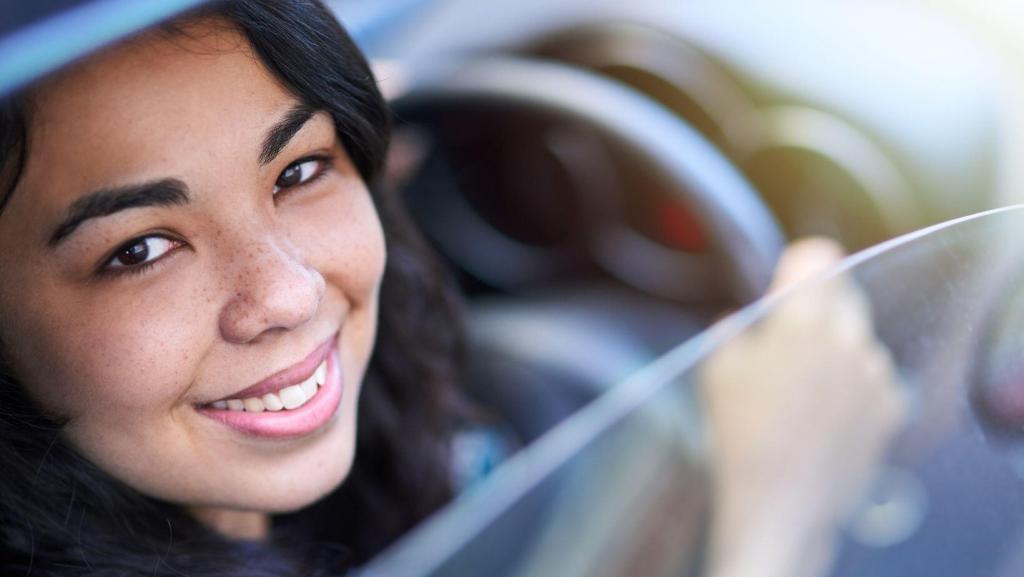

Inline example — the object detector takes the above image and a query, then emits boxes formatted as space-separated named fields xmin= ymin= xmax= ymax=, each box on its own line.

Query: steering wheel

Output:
xmin=393 ymin=56 xmax=785 ymax=304
xmin=533 ymin=22 xmax=924 ymax=250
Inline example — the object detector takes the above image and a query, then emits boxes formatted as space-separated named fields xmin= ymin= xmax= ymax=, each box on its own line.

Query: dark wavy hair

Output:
xmin=0 ymin=1 xmax=466 ymax=575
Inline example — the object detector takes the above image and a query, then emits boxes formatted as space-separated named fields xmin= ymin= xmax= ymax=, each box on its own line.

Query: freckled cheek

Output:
xmin=22 ymin=291 xmax=211 ymax=418
xmin=288 ymin=193 xmax=387 ymax=299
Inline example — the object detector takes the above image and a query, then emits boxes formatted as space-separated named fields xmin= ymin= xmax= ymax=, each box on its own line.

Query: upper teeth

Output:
xmin=212 ymin=360 xmax=327 ymax=412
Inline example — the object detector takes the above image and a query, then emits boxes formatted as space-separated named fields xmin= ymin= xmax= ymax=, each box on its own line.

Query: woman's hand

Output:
xmin=701 ymin=237 xmax=908 ymax=577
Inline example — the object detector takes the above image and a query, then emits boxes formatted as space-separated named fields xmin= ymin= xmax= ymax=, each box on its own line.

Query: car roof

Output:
xmin=0 ymin=0 xmax=210 ymax=98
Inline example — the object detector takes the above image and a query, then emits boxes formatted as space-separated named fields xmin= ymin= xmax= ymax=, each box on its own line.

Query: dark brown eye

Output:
xmin=105 ymin=237 xmax=179 ymax=271
xmin=117 ymin=241 xmax=149 ymax=266
xmin=273 ymin=158 xmax=323 ymax=196
xmin=276 ymin=164 xmax=303 ymax=189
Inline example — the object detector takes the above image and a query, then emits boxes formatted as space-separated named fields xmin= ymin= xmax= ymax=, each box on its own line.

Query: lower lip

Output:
xmin=198 ymin=343 xmax=344 ymax=439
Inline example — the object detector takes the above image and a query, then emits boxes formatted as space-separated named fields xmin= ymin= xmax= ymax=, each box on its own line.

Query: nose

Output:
xmin=218 ymin=232 xmax=325 ymax=344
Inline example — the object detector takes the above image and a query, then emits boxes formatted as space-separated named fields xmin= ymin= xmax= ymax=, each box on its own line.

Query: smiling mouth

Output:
xmin=210 ymin=359 xmax=327 ymax=413
xmin=198 ymin=336 xmax=345 ymax=439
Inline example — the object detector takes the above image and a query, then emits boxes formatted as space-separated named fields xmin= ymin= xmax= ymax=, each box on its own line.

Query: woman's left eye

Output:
xmin=273 ymin=157 xmax=327 ymax=196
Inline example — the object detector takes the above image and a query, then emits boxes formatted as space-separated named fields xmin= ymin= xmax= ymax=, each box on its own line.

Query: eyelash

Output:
xmin=97 ymin=154 xmax=333 ymax=278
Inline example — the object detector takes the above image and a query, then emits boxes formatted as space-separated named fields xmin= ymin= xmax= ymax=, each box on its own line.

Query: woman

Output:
xmin=0 ymin=1 xmax=466 ymax=574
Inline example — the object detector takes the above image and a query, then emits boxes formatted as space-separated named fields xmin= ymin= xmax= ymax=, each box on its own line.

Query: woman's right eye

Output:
xmin=102 ymin=235 xmax=182 ymax=274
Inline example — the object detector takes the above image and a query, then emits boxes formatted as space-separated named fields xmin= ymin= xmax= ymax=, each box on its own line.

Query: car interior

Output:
xmin=341 ymin=3 xmax=1024 ymax=574
xmin=350 ymin=0 xmax=1015 ymax=448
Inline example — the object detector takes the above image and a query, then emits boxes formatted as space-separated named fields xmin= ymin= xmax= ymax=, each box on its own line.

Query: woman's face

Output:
xmin=0 ymin=25 xmax=386 ymax=522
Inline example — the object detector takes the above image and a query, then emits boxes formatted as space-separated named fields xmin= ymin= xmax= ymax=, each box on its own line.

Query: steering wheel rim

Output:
xmin=394 ymin=56 xmax=785 ymax=304
xmin=530 ymin=21 xmax=765 ymax=162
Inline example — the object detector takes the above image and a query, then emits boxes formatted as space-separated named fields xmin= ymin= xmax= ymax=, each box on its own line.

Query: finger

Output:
xmin=768 ymin=236 xmax=847 ymax=295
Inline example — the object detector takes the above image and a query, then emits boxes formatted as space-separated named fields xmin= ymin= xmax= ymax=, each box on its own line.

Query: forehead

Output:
xmin=20 ymin=21 xmax=295 ymax=194
xmin=35 ymin=20 xmax=287 ymax=118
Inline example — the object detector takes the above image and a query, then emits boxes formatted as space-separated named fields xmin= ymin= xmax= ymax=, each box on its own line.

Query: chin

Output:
xmin=267 ymin=460 xmax=355 ymax=514
xmin=260 ymin=428 xmax=358 ymax=514
xmin=185 ymin=416 xmax=359 ymax=516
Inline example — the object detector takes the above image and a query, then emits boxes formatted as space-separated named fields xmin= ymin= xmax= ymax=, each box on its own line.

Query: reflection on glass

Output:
xmin=360 ymin=205 xmax=1024 ymax=577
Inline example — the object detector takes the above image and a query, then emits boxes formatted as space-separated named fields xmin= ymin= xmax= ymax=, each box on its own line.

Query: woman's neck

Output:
xmin=190 ymin=506 xmax=271 ymax=541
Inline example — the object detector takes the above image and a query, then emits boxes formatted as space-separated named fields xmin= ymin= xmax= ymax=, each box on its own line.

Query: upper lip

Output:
xmin=207 ymin=336 xmax=335 ymax=404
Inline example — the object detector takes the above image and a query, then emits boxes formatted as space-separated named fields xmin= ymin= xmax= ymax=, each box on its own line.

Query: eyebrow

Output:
xmin=47 ymin=178 xmax=189 ymax=247
xmin=259 ymin=103 xmax=317 ymax=167
xmin=45 ymin=105 xmax=316 ymax=248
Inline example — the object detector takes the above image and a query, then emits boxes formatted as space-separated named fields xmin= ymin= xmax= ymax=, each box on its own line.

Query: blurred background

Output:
xmin=326 ymin=6 xmax=1024 ymax=574
xmin=324 ymin=0 xmax=1024 ymax=443
xmin=336 ymin=0 xmax=1024 ymax=223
